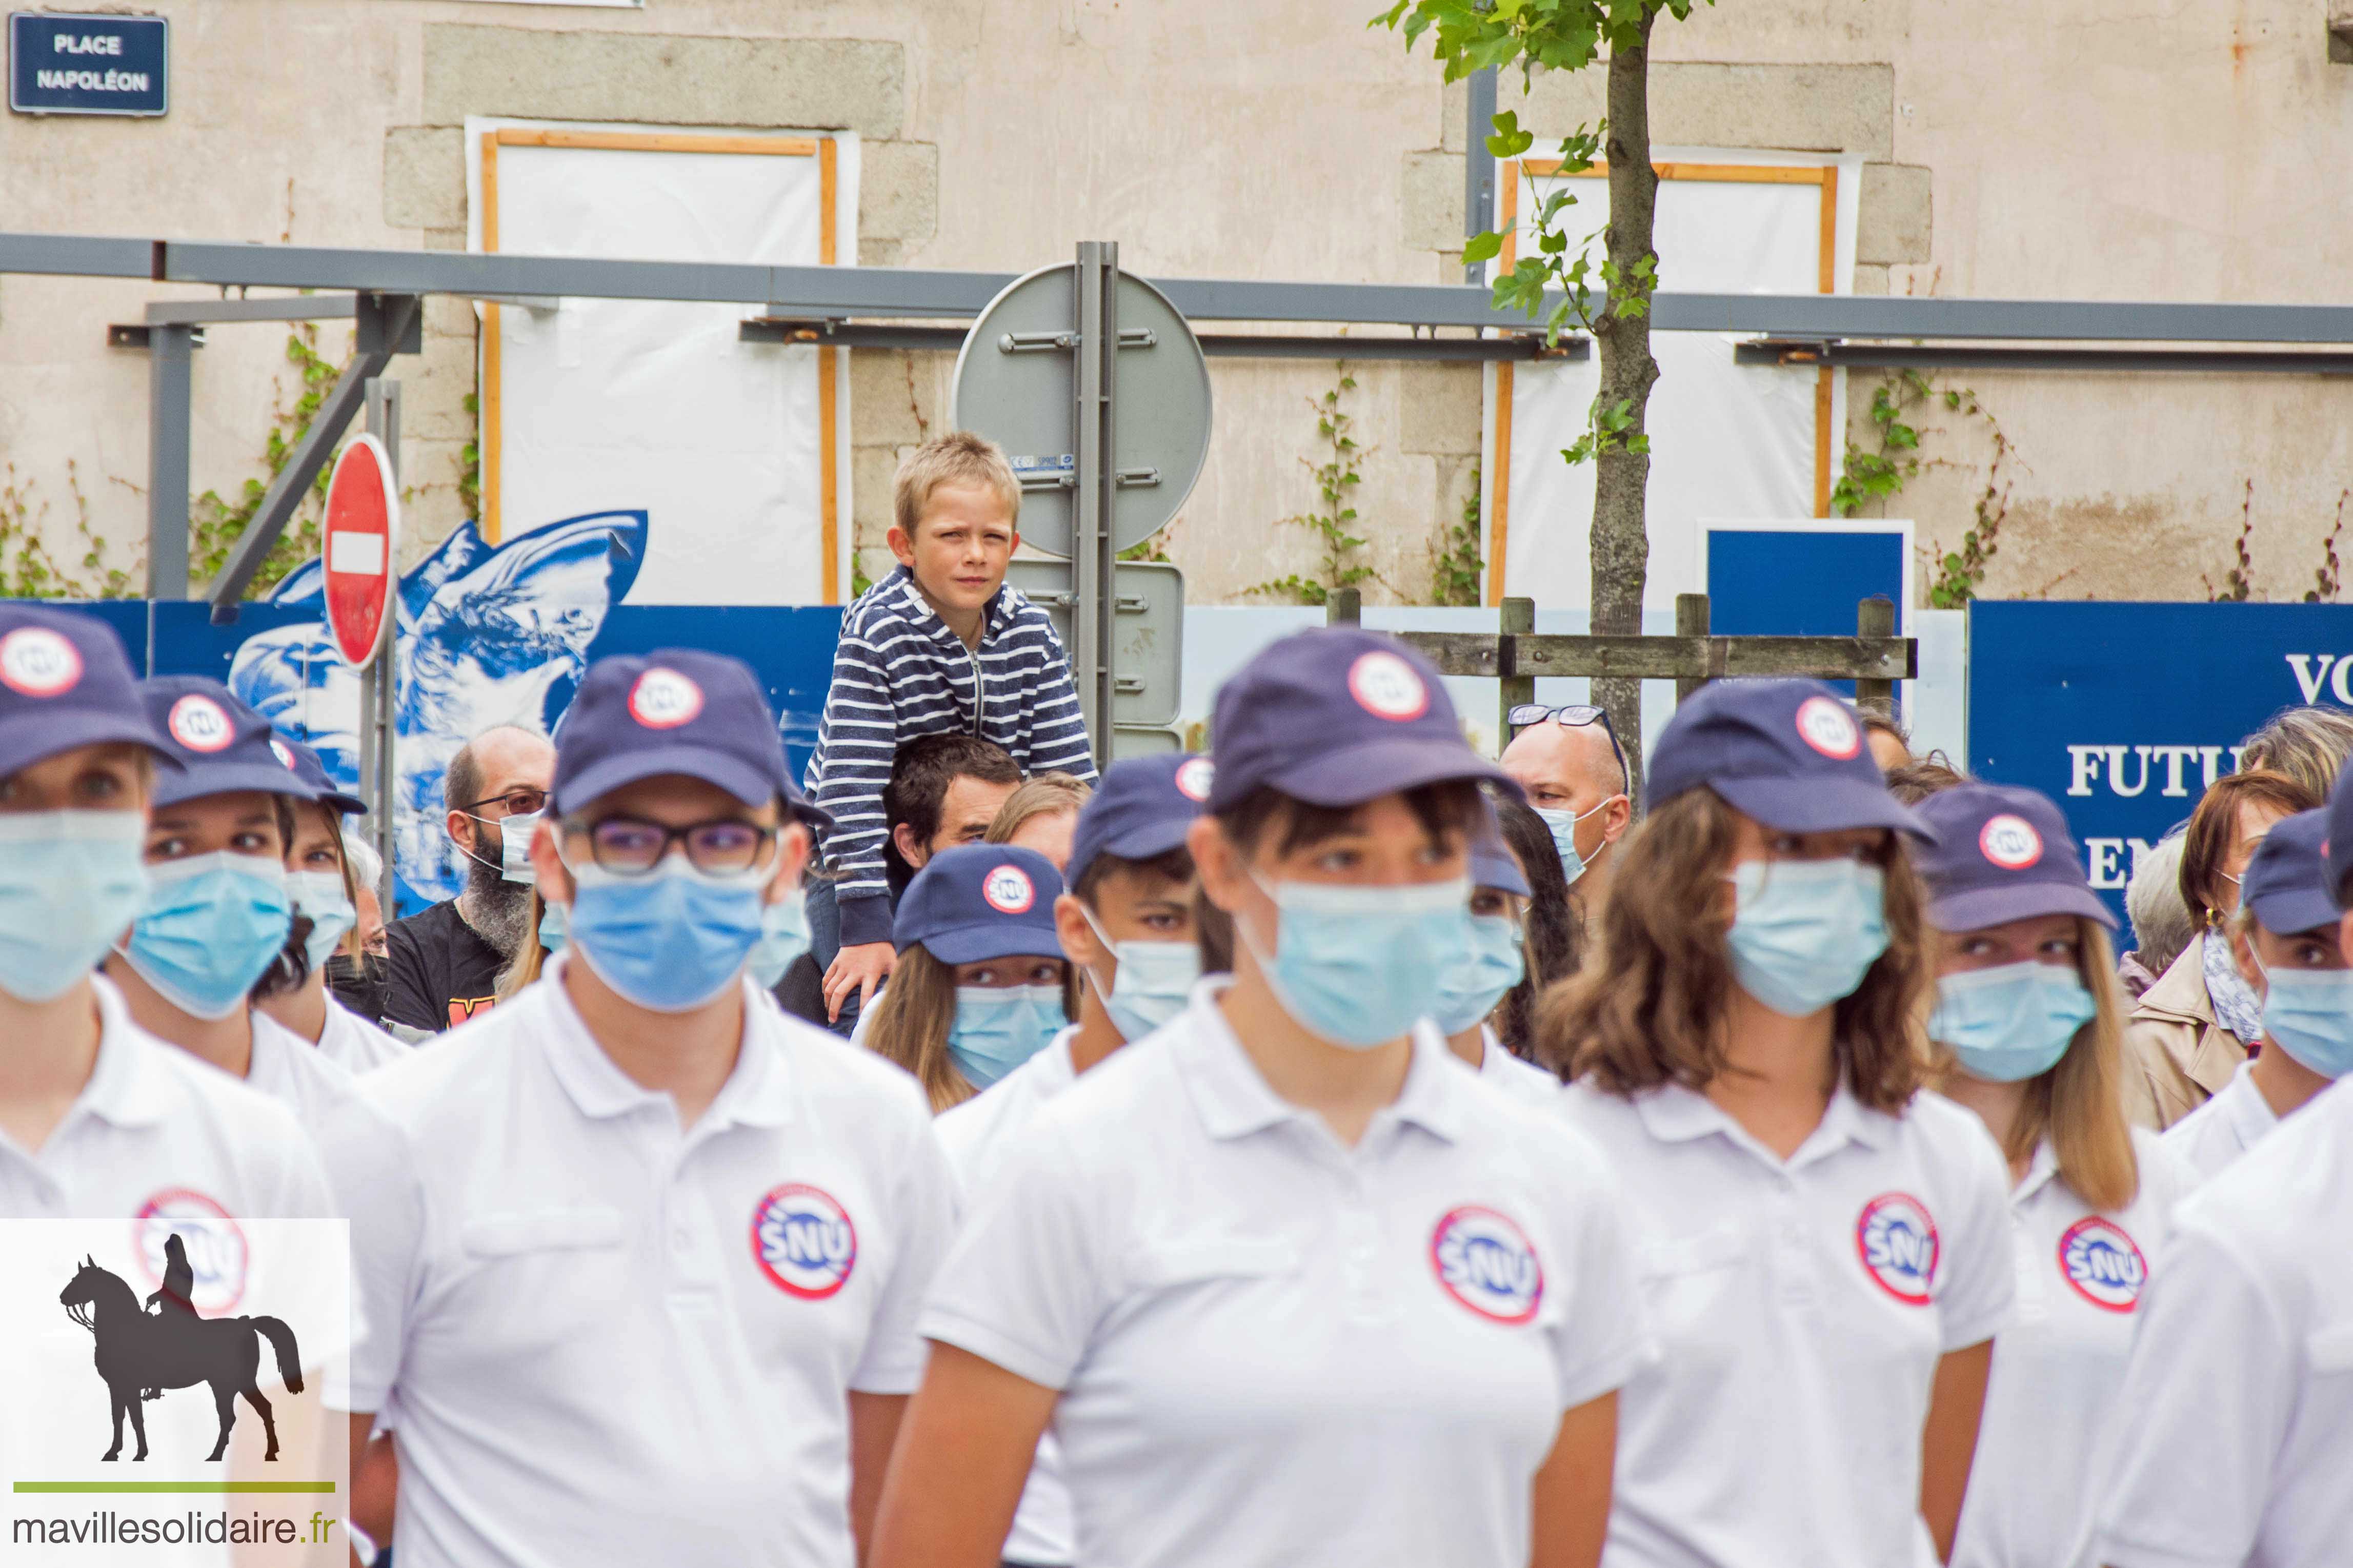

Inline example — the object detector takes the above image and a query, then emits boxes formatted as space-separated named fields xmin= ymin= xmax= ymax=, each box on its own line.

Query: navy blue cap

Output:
xmin=2245 ymin=808 xmax=2337 ymax=936
xmin=1913 ymin=782 xmax=2114 ymax=931
xmin=893 ymin=843 xmax=1065 ymax=963
xmin=138 ymin=677 xmax=322 ymax=808
xmin=2327 ymin=764 xmax=2353 ymax=909
xmin=1065 ymin=754 xmax=1212 ymax=892
xmin=1470 ymin=799 xmax=1530 ymax=897
xmin=269 ymin=732 xmax=366 ymax=816
xmin=551 ymin=649 xmax=827 ymax=828
xmin=1206 ymin=628 xmax=1510 ymax=813
xmin=0 ymin=604 xmax=175 ymax=779
xmin=1648 ymin=679 xmax=1931 ymax=841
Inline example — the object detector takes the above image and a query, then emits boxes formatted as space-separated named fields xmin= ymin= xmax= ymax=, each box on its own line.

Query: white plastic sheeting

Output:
xmin=466 ymin=117 xmax=857 ymax=605
xmin=1481 ymin=152 xmax=1860 ymax=611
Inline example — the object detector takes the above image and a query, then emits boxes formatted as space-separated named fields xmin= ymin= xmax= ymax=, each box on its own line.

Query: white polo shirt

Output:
xmin=1557 ymin=1078 xmax=2014 ymax=1568
xmin=2160 ymin=1058 xmax=2278 ymax=1186
xmin=346 ymin=956 xmax=956 ymax=1568
xmin=0 ymin=976 xmax=335 ymax=1223
xmin=921 ymin=981 xmax=1649 ymax=1568
xmin=2089 ymin=1075 xmax=2353 ymax=1568
xmin=1951 ymin=1130 xmax=2187 ymax=1568
xmin=317 ymin=1000 xmax=408 ymax=1076
xmin=935 ymin=1025 xmax=1084 ymax=1568
xmin=1475 ymin=1025 xmax=1563 ymax=1105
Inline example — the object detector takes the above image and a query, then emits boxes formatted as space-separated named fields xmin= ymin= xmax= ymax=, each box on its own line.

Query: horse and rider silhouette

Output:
xmin=58 ymin=1236 xmax=304 ymax=1463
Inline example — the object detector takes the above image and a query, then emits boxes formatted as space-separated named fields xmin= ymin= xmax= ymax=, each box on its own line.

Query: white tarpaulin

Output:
xmin=466 ymin=118 xmax=857 ymax=605
xmin=1481 ymin=151 xmax=1859 ymax=610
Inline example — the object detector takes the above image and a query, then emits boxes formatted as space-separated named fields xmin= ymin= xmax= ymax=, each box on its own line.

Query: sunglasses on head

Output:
xmin=1505 ymin=703 xmax=1630 ymax=782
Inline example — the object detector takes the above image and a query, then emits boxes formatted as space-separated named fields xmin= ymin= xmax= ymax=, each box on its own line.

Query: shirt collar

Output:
xmin=2012 ymin=1136 xmax=2062 ymax=1205
xmin=883 ymin=565 xmax=1012 ymax=650
xmin=536 ymin=956 xmax=795 ymax=1129
xmin=79 ymin=975 xmax=170 ymax=1129
xmin=2220 ymin=1058 xmax=2280 ymax=1141
xmin=1169 ymin=976 xmax=1465 ymax=1145
xmin=1631 ymin=1073 xmax=1894 ymax=1163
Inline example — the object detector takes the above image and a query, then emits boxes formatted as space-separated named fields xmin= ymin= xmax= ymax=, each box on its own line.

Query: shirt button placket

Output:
xmin=1772 ymin=1174 xmax=1816 ymax=1306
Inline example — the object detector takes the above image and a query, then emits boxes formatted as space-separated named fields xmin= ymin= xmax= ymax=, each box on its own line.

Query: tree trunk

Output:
xmin=1590 ymin=11 xmax=1662 ymax=803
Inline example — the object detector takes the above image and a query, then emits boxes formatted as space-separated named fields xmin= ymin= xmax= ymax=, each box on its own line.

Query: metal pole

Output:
xmin=1325 ymin=586 xmax=1362 ymax=626
xmin=1464 ymin=67 xmax=1497 ymax=287
xmin=1856 ymin=596 xmax=1897 ymax=715
xmin=365 ymin=378 xmax=401 ymax=917
xmin=1072 ymin=241 xmax=1118 ymax=770
xmin=146 ymin=323 xmax=195 ymax=598
xmin=1675 ymin=593 xmax=1711 ymax=702
xmin=1499 ymin=595 xmax=1534 ymax=748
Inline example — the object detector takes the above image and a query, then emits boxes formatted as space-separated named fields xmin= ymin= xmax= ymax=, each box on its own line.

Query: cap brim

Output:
xmin=153 ymin=760 xmax=325 ymax=808
xmin=1240 ymin=736 xmax=1518 ymax=811
xmin=906 ymin=919 xmax=1063 ymax=964
xmin=1066 ymin=816 xmax=1196 ymax=896
xmin=320 ymin=789 xmax=369 ymax=817
xmin=555 ymin=744 xmax=785 ymax=818
xmin=1471 ymin=849 xmax=1530 ymax=898
xmin=2248 ymin=886 xmax=2342 ymax=938
xmin=1927 ymin=881 xmax=2118 ymax=933
xmin=0 ymin=711 xmax=182 ymax=779
xmin=1713 ymin=775 xmax=1935 ymax=843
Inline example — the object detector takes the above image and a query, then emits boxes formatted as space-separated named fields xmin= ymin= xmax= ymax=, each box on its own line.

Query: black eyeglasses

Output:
xmin=560 ymin=815 xmax=776 ymax=875
xmin=464 ymin=788 xmax=548 ymax=819
xmin=1506 ymin=703 xmax=1628 ymax=779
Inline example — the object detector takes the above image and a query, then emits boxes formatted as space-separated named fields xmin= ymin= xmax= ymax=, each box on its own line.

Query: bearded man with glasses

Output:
xmin=383 ymin=723 xmax=556 ymax=1033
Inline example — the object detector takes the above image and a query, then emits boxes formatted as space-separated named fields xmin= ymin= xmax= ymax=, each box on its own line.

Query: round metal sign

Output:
xmin=950 ymin=262 xmax=1212 ymax=558
xmin=322 ymin=433 xmax=399 ymax=671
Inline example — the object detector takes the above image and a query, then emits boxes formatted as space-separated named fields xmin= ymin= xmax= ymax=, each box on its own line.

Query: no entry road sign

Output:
xmin=324 ymin=433 xmax=398 ymax=670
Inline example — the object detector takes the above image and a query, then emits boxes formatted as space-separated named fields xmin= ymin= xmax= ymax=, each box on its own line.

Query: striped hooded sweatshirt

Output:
xmin=806 ymin=565 xmax=1097 ymax=946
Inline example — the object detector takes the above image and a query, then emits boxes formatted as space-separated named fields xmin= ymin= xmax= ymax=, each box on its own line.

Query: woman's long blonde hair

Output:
xmin=1932 ymin=918 xmax=2140 ymax=1211
xmin=1536 ymin=785 xmax=1934 ymax=1114
xmin=495 ymin=886 xmax=550 ymax=1001
xmin=864 ymin=944 xmax=973 ymax=1114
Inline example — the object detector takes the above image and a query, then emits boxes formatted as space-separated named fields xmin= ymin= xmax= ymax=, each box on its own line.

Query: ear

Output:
xmin=886 ymin=525 xmax=918 ymax=569
xmin=2229 ymin=923 xmax=2264 ymax=994
xmin=2340 ymin=909 xmax=2353 ymax=970
xmin=1008 ymin=529 xmax=1021 ymax=554
xmin=528 ymin=816 xmax=573 ymax=904
xmin=766 ymin=823 xmax=813 ymax=904
xmin=892 ymin=821 xmax=928 ymax=871
xmin=447 ymin=808 xmax=474 ymax=851
xmin=1601 ymin=793 xmax=1635 ymax=842
xmin=1054 ymin=892 xmax=1104 ymax=971
xmin=1186 ymin=814 xmax=1250 ymax=915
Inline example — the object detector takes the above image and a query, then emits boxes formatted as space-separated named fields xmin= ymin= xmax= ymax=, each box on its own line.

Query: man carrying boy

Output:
xmin=808 ymin=433 xmax=1096 ymax=1028
xmin=929 ymin=752 xmax=1209 ymax=1568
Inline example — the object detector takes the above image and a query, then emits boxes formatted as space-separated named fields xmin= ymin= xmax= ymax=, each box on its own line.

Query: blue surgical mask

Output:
xmin=562 ymin=853 xmax=768 ymax=1013
xmin=1078 ymin=903 xmax=1199 ymax=1042
xmin=948 ymin=984 xmax=1065 ymax=1089
xmin=1433 ymin=910 xmax=1526 ymax=1035
xmin=285 ymin=868 xmax=356 ymax=974
xmin=0 ymin=810 xmax=150 ymax=1004
xmin=1725 ymin=858 xmax=1889 ymax=1018
xmin=748 ymin=892 xmax=812 ymax=990
xmin=1536 ymin=800 xmax=1615 ymax=886
xmin=119 ymin=852 xmax=295 ymax=1021
xmin=2257 ymin=962 xmax=2353 ymax=1078
xmin=1244 ymin=874 xmax=1472 ymax=1050
xmin=1929 ymin=961 xmax=2096 ymax=1082
xmin=498 ymin=812 xmax=541 ymax=885
xmin=537 ymin=899 xmax=567 ymax=953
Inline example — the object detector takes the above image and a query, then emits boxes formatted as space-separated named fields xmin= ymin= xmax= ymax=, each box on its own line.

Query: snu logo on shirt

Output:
xmin=1430 ymin=1205 xmax=1544 ymax=1323
xmin=1855 ymin=1192 xmax=1939 ymax=1306
xmin=751 ymin=1183 xmax=858 ymax=1299
xmin=2058 ymin=1216 xmax=2147 ymax=1312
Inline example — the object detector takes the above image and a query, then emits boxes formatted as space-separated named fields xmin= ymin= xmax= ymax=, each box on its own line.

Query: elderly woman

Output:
xmin=2120 ymin=768 xmax=2315 ymax=1128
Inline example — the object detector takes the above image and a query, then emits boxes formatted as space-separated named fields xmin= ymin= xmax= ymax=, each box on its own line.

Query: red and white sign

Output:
xmin=324 ymin=434 xmax=399 ymax=670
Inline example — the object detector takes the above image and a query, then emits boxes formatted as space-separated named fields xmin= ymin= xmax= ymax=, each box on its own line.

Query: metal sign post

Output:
xmin=358 ymin=377 xmax=400 ymax=916
xmin=1071 ymin=241 xmax=1118 ymax=768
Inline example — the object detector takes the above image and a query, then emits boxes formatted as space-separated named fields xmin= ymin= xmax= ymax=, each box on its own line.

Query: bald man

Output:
xmin=1500 ymin=713 xmax=1632 ymax=918
xmin=383 ymin=724 xmax=555 ymax=1033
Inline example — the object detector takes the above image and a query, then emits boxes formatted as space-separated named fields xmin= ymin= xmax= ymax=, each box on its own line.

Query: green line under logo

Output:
xmin=13 ymin=1482 xmax=337 ymax=1494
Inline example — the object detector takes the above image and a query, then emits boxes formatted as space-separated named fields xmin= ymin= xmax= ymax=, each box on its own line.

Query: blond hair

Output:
xmin=1537 ymin=786 xmax=1935 ymax=1114
xmin=893 ymin=432 xmax=1021 ymax=540
xmin=1929 ymin=920 xmax=2141 ymax=1211
xmin=985 ymin=773 xmax=1092 ymax=847
xmin=863 ymin=945 xmax=975 ymax=1114
xmin=495 ymin=885 xmax=549 ymax=1002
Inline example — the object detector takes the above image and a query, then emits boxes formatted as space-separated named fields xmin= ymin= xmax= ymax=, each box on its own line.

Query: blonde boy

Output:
xmin=807 ymin=433 xmax=1096 ymax=1024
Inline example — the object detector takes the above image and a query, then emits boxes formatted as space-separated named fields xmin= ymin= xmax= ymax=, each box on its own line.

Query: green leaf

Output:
xmin=1462 ymin=230 xmax=1504 ymax=264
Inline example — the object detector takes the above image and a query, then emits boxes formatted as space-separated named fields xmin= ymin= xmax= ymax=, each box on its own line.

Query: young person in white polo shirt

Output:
xmin=1905 ymin=783 xmax=2188 ymax=1568
xmin=875 ymin=629 xmax=1647 ymax=1568
xmin=1541 ymin=679 xmax=2014 ymax=1568
xmin=931 ymin=751 xmax=1209 ymax=1568
xmin=2161 ymin=807 xmax=2352 ymax=1183
xmin=2085 ymin=772 xmax=2353 ymax=1568
xmin=342 ymin=649 xmax=954 ymax=1568
xmin=1434 ymin=797 xmax=1562 ymax=1105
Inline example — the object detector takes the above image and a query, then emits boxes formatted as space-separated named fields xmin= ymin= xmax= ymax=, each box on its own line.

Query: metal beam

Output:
xmin=207 ymin=294 xmax=420 ymax=620
xmin=146 ymin=293 xmax=358 ymax=326
xmin=146 ymin=324 xmax=195 ymax=599
xmin=0 ymin=233 xmax=157 ymax=278
xmin=1737 ymin=338 xmax=2353 ymax=375
xmin=739 ymin=318 xmax=1586 ymax=362
xmin=1464 ymin=67 xmax=1497 ymax=286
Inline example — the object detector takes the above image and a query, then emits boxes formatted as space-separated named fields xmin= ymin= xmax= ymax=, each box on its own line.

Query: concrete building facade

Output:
xmin=2 ymin=0 xmax=2348 ymax=608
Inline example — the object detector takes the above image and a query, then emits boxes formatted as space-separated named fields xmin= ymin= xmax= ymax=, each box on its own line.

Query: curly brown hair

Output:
xmin=1535 ymin=785 xmax=1934 ymax=1114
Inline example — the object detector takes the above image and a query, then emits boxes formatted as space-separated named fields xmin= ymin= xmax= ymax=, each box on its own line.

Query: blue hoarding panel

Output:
xmin=9 ymin=12 xmax=168 ymax=116
xmin=1705 ymin=528 xmax=1904 ymax=703
xmin=1968 ymin=600 xmax=2353 ymax=928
